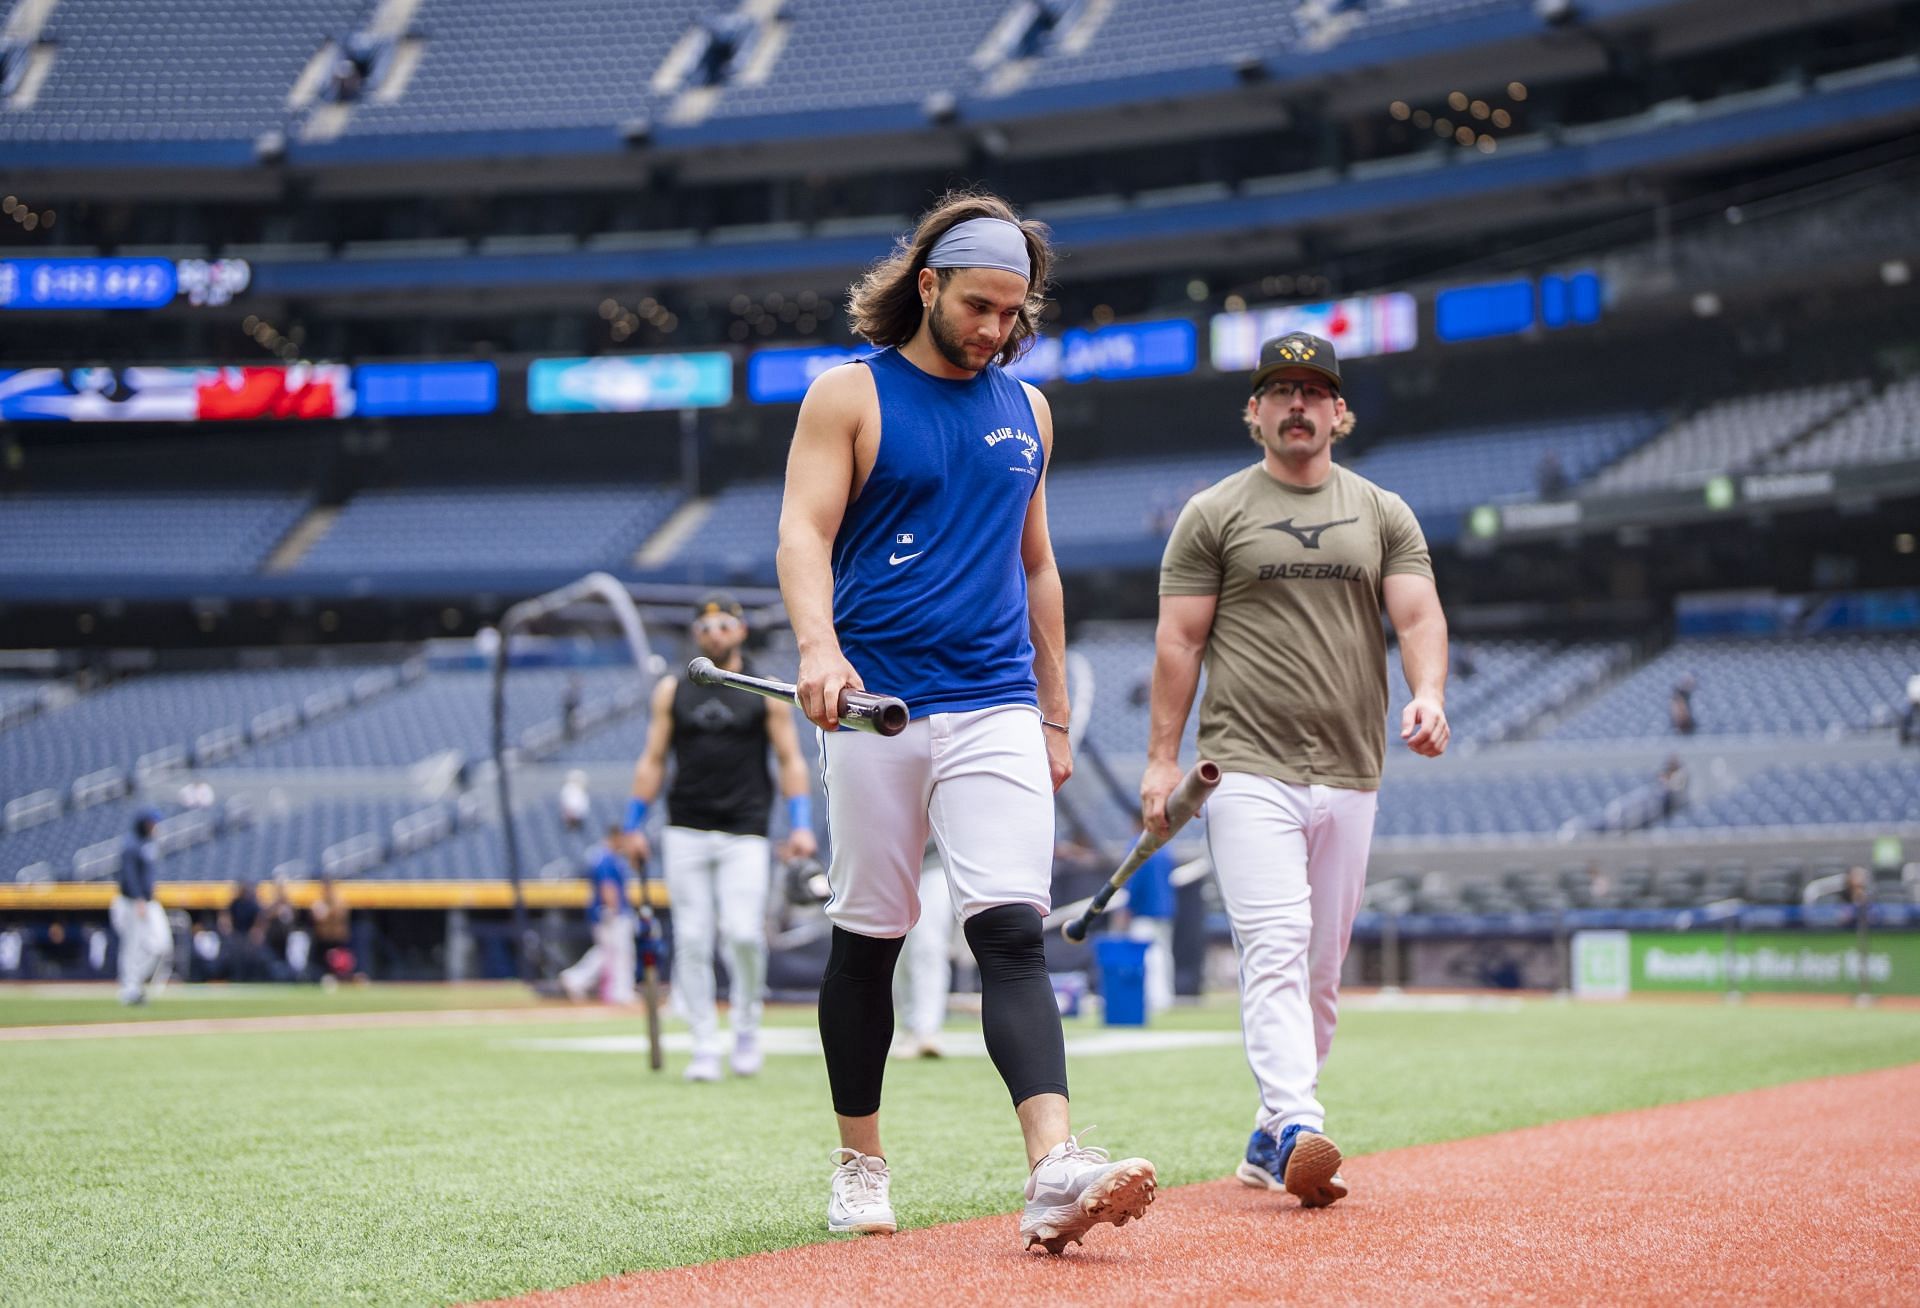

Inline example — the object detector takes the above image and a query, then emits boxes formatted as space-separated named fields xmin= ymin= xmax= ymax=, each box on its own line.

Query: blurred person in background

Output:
xmin=1900 ymin=671 xmax=1919 ymax=746
xmin=109 ymin=809 xmax=170 ymax=1005
xmin=310 ymin=875 xmax=357 ymax=983
xmin=559 ymin=826 xmax=637 ymax=1005
xmin=559 ymin=770 xmax=592 ymax=833
xmin=892 ymin=841 xmax=954 ymax=1059
xmin=1658 ymin=755 xmax=1690 ymax=818
xmin=625 ymin=592 xmax=817 ymax=1082
xmin=227 ymin=880 xmax=269 ymax=982
xmin=1116 ymin=837 xmax=1177 ymax=1016
xmin=1670 ymin=675 xmax=1697 ymax=736
xmin=265 ymin=871 xmax=307 ymax=981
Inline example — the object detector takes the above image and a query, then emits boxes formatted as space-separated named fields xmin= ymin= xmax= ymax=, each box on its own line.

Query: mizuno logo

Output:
xmin=1264 ymin=516 xmax=1358 ymax=550
xmin=888 ymin=550 xmax=925 ymax=566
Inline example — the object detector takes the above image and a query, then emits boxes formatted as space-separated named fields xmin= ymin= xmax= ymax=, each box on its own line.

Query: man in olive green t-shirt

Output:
xmin=1139 ymin=331 xmax=1451 ymax=1210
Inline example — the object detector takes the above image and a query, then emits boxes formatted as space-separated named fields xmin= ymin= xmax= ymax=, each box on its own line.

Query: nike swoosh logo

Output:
xmin=888 ymin=551 xmax=925 ymax=566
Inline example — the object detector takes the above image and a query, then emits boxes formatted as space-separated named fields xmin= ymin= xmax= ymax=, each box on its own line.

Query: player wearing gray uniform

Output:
xmin=1140 ymin=332 xmax=1451 ymax=1208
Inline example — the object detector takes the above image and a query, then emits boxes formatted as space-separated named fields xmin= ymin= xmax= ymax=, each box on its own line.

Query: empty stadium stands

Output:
xmin=0 ymin=0 xmax=1551 ymax=150
xmin=1349 ymin=414 xmax=1661 ymax=522
xmin=1772 ymin=377 xmax=1920 ymax=472
xmin=662 ymin=481 xmax=784 ymax=581
xmin=0 ymin=664 xmax=415 ymax=802
xmin=293 ymin=486 xmax=682 ymax=575
xmin=343 ymin=1 xmax=678 ymax=137
xmin=1664 ymin=759 xmax=1920 ymax=830
xmin=0 ymin=493 xmax=309 ymax=576
xmin=1585 ymin=382 xmax=1870 ymax=494
xmin=1548 ymin=635 xmax=1918 ymax=741
xmin=226 ymin=666 xmax=643 ymax=769
xmin=8 ymin=0 xmax=364 ymax=145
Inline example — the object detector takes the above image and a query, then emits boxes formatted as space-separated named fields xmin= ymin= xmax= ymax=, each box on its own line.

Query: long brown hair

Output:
xmin=847 ymin=190 xmax=1053 ymax=368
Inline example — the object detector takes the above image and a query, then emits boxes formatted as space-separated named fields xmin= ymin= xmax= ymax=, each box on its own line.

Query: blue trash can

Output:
xmin=1093 ymin=936 xmax=1150 ymax=1027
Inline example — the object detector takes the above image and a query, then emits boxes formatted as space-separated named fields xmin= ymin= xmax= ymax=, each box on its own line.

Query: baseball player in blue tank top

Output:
xmin=778 ymin=192 xmax=1157 ymax=1254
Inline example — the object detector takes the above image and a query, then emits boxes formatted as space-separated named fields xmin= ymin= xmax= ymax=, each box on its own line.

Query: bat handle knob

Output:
xmin=1062 ymin=918 xmax=1087 ymax=943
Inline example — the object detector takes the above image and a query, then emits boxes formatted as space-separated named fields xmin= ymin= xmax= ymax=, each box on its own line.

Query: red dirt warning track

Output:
xmin=494 ymin=1064 xmax=1920 ymax=1307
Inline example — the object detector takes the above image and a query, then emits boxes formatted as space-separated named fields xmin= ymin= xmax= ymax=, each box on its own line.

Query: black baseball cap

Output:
xmin=694 ymin=591 xmax=744 ymax=621
xmin=1251 ymin=332 xmax=1342 ymax=393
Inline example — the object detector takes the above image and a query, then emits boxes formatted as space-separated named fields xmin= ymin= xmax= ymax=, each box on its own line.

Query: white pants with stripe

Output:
xmin=1206 ymin=772 xmax=1378 ymax=1134
xmin=820 ymin=704 xmax=1053 ymax=937
xmin=662 ymin=825 xmax=770 ymax=1057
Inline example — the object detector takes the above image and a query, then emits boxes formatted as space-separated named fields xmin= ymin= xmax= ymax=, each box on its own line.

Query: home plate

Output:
xmin=508 ymin=1028 xmax=1241 ymax=1057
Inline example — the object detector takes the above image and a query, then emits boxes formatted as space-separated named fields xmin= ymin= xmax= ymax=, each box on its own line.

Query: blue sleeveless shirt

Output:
xmin=831 ymin=347 xmax=1043 ymax=718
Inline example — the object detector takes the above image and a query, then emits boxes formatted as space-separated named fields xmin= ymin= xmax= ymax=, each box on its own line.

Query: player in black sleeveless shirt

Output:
xmin=625 ymin=592 xmax=818 ymax=1081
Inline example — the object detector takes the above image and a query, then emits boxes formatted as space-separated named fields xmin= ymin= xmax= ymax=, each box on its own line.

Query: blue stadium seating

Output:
xmin=1348 ymin=414 xmax=1661 ymax=528
xmin=702 ymin=2 xmax=1001 ymax=124
xmin=1549 ymin=636 xmax=1919 ymax=741
xmin=226 ymin=667 xmax=641 ymax=768
xmin=157 ymin=797 xmax=425 ymax=882
xmin=345 ymin=1 xmax=680 ymax=137
xmin=0 ymin=493 xmax=308 ymax=576
xmin=294 ymin=486 xmax=682 ymax=575
xmin=4 ymin=0 xmax=364 ymax=145
xmin=1662 ymin=759 xmax=1920 ymax=830
xmin=0 ymin=666 xmax=390 ymax=801
xmin=1374 ymin=768 xmax=1654 ymax=838
xmin=0 ymin=0 xmax=1553 ymax=150
xmin=663 ymin=481 xmax=785 ymax=581
xmin=1 ymin=797 xmax=146 ymax=878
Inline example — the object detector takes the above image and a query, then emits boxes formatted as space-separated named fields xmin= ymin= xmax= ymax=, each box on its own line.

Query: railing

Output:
xmin=4 ymin=788 xmax=61 ymax=833
xmin=192 ymin=724 xmax=247 ymax=766
xmin=70 ymin=767 xmax=129 ymax=810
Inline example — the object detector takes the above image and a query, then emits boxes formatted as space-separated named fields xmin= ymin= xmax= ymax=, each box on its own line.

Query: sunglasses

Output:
xmin=1256 ymin=379 xmax=1335 ymax=403
xmin=692 ymin=614 xmax=743 ymax=636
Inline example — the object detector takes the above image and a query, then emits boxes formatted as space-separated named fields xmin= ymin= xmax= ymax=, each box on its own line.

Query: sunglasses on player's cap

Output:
xmin=692 ymin=591 xmax=744 ymax=630
xmin=1250 ymin=332 xmax=1342 ymax=395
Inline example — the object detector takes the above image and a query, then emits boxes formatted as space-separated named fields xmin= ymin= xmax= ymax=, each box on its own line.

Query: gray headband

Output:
xmin=924 ymin=217 xmax=1032 ymax=281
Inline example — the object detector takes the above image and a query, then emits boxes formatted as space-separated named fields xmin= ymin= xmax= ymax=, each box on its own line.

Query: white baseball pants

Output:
xmin=662 ymin=825 xmax=770 ymax=1057
xmin=820 ymin=704 xmax=1053 ymax=938
xmin=1206 ymin=772 xmax=1378 ymax=1133
xmin=561 ymin=913 xmax=637 ymax=1005
xmin=109 ymin=895 xmax=170 ymax=1004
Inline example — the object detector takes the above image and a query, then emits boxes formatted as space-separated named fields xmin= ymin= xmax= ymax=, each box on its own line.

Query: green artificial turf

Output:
xmin=2 ymin=995 xmax=1917 ymax=1306
xmin=0 ymin=982 xmax=543 ymax=1029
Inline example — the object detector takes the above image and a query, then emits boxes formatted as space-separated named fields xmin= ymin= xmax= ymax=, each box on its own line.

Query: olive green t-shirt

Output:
xmin=1159 ymin=460 xmax=1433 ymax=790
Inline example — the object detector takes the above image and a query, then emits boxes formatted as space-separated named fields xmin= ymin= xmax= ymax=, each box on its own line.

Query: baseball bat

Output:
xmin=686 ymin=656 xmax=909 ymax=737
xmin=1062 ymin=760 xmax=1221 ymax=942
xmin=632 ymin=852 xmax=665 ymax=1072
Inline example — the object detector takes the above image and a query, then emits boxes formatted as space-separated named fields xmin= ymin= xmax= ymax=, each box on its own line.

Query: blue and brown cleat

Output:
xmin=1234 ymin=1123 xmax=1349 ymax=1208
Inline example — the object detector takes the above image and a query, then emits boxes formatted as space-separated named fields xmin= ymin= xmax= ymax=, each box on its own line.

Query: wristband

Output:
xmin=787 ymin=795 xmax=813 ymax=832
xmin=624 ymin=797 xmax=649 ymax=832
xmin=1041 ymin=719 xmax=1070 ymax=734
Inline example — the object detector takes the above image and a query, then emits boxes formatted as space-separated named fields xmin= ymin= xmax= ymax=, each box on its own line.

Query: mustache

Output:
xmin=1279 ymin=416 xmax=1317 ymax=435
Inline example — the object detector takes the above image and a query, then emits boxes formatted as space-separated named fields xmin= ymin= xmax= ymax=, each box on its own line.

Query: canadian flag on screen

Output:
xmin=195 ymin=365 xmax=355 ymax=420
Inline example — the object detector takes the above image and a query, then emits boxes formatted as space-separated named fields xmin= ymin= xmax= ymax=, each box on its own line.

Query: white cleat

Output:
xmin=684 ymin=1052 xmax=722 ymax=1083
xmin=730 ymin=1034 xmax=763 ymax=1078
xmin=827 ymin=1148 xmax=897 ymax=1235
xmin=1020 ymin=1130 xmax=1156 ymax=1255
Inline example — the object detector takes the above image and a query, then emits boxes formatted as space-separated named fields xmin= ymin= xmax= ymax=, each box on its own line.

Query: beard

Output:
xmin=929 ymin=295 xmax=992 ymax=372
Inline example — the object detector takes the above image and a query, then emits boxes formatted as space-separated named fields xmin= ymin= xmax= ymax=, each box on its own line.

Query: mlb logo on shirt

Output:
xmin=896 ymin=532 xmax=915 ymax=545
